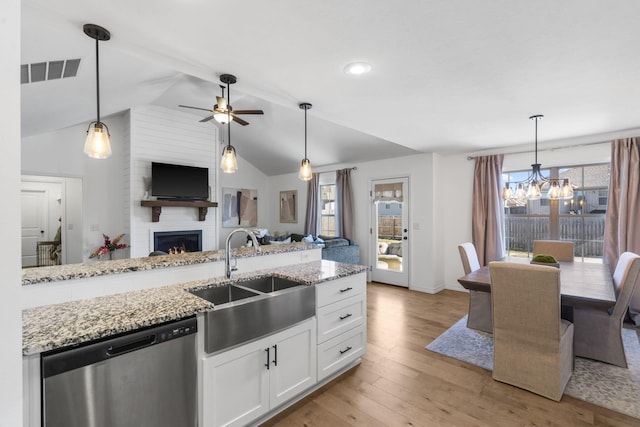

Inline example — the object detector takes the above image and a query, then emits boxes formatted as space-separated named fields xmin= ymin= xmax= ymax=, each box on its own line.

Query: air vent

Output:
xmin=21 ymin=58 xmax=81 ymax=84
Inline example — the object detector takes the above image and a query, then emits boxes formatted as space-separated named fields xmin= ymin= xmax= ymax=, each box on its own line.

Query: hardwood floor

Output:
xmin=263 ymin=282 xmax=639 ymax=426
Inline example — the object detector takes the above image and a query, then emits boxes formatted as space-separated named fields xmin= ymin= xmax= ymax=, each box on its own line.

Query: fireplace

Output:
xmin=154 ymin=230 xmax=203 ymax=254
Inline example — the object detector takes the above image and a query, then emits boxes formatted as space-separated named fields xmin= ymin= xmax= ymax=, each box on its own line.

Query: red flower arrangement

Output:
xmin=90 ymin=233 xmax=129 ymax=258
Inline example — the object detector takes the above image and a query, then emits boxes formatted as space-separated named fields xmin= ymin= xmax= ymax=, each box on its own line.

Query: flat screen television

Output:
xmin=151 ymin=162 xmax=209 ymax=200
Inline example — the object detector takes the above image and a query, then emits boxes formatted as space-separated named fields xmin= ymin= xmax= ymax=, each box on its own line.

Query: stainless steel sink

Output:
xmin=190 ymin=277 xmax=315 ymax=354
xmin=236 ymin=276 xmax=306 ymax=293
xmin=189 ymin=284 xmax=259 ymax=306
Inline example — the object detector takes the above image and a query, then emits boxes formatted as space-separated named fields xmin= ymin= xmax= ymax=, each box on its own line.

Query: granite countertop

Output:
xmin=22 ymin=260 xmax=367 ymax=355
xmin=22 ymin=242 xmax=316 ymax=285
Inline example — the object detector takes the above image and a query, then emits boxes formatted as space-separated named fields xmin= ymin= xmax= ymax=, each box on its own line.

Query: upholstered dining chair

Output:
xmin=532 ymin=240 xmax=575 ymax=262
xmin=572 ymin=252 xmax=640 ymax=368
xmin=490 ymin=262 xmax=574 ymax=401
xmin=458 ymin=242 xmax=492 ymax=333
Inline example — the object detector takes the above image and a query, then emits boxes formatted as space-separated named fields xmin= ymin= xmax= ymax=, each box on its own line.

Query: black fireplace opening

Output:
xmin=154 ymin=230 xmax=203 ymax=254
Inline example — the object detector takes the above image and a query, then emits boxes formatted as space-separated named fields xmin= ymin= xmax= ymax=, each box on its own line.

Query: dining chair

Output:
xmin=532 ymin=240 xmax=575 ymax=262
xmin=490 ymin=262 xmax=573 ymax=401
xmin=458 ymin=242 xmax=492 ymax=333
xmin=572 ymin=252 xmax=640 ymax=368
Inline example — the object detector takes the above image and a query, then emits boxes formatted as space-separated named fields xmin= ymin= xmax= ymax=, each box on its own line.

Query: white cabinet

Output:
xmin=316 ymin=273 xmax=367 ymax=380
xmin=201 ymin=318 xmax=316 ymax=427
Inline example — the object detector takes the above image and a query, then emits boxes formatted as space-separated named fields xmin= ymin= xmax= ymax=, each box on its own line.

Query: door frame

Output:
xmin=369 ymin=176 xmax=410 ymax=287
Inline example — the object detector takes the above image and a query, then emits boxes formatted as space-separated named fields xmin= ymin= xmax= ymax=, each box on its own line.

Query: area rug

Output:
xmin=426 ymin=316 xmax=640 ymax=419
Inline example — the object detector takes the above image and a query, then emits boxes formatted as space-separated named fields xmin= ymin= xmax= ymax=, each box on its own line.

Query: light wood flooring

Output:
xmin=263 ymin=282 xmax=639 ymax=427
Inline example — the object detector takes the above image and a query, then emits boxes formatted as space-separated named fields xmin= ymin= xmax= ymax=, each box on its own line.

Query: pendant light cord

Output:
xmin=95 ymin=37 xmax=101 ymax=123
xmin=304 ymin=107 xmax=308 ymax=159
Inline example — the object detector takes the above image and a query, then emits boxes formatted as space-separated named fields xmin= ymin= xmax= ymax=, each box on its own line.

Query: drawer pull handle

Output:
xmin=339 ymin=346 xmax=353 ymax=355
xmin=339 ymin=287 xmax=353 ymax=293
xmin=339 ymin=313 xmax=353 ymax=320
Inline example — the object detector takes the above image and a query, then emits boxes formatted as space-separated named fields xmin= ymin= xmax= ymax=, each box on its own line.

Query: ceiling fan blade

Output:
xmin=232 ymin=115 xmax=250 ymax=126
xmin=232 ymin=110 xmax=264 ymax=115
xmin=199 ymin=115 xmax=214 ymax=123
xmin=216 ymin=96 xmax=228 ymax=111
xmin=179 ymin=105 xmax=213 ymax=112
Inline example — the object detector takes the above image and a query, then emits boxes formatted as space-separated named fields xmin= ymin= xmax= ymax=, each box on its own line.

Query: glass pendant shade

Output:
xmin=547 ymin=181 xmax=561 ymax=199
xmin=84 ymin=122 xmax=112 ymax=159
xmin=561 ymin=179 xmax=574 ymax=199
xmin=526 ymin=181 xmax=541 ymax=199
xmin=299 ymin=158 xmax=312 ymax=181
xmin=220 ymin=145 xmax=238 ymax=173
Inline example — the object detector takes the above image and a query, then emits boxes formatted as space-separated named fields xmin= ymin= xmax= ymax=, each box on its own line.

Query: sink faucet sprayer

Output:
xmin=225 ymin=228 xmax=261 ymax=279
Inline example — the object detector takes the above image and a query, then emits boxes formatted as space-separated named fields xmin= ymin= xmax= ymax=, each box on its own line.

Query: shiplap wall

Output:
xmin=129 ymin=105 xmax=218 ymax=257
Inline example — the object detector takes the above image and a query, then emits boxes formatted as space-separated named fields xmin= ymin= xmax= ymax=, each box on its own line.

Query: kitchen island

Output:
xmin=23 ymin=251 xmax=367 ymax=427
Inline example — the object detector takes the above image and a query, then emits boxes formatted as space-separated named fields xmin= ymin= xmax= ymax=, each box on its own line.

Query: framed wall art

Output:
xmin=222 ymin=187 xmax=258 ymax=228
xmin=279 ymin=190 xmax=297 ymax=223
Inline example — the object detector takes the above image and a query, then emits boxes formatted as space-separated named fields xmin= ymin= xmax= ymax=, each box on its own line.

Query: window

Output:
xmin=320 ymin=183 xmax=336 ymax=236
xmin=503 ymin=163 xmax=610 ymax=261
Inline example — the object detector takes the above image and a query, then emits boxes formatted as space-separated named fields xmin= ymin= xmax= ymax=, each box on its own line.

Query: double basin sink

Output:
xmin=189 ymin=276 xmax=316 ymax=354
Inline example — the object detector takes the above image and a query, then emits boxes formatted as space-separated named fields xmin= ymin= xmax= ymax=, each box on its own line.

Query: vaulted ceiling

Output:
xmin=21 ymin=0 xmax=640 ymax=175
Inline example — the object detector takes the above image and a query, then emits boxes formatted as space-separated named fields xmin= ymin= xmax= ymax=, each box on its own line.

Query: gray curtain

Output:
xmin=472 ymin=155 xmax=505 ymax=265
xmin=603 ymin=138 xmax=640 ymax=325
xmin=336 ymin=168 xmax=354 ymax=240
xmin=304 ymin=173 xmax=320 ymax=235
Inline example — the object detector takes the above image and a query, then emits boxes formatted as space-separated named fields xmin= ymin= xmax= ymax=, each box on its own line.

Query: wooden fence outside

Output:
xmin=505 ymin=215 xmax=606 ymax=259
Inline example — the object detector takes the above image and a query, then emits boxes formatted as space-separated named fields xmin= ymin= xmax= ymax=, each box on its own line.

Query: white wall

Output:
xmin=22 ymin=113 xmax=129 ymax=262
xmin=265 ymin=153 xmax=441 ymax=294
xmin=1 ymin=0 xmax=23 ymax=424
xmin=218 ymin=151 xmax=272 ymax=248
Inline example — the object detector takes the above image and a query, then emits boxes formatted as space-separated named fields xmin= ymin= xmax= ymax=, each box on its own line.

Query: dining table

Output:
xmin=458 ymin=257 xmax=616 ymax=311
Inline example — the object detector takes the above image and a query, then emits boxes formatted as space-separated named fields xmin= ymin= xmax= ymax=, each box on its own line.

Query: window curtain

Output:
xmin=304 ymin=172 xmax=320 ymax=236
xmin=603 ymin=138 xmax=640 ymax=324
xmin=472 ymin=155 xmax=505 ymax=265
xmin=336 ymin=168 xmax=354 ymax=240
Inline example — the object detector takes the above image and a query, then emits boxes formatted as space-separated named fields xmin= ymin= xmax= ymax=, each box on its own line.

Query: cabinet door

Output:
xmin=269 ymin=318 xmax=317 ymax=408
xmin=202 ymin=337 xmax=270 ymax=427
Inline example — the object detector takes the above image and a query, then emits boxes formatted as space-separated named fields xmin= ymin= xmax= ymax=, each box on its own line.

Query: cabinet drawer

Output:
xmin=317 ymin=324 xmax=366 ymax=381
xmin=317 ymin=294 xmax=365 ymax=343
xmin=316 ymin=274 xmax=366 ymax=308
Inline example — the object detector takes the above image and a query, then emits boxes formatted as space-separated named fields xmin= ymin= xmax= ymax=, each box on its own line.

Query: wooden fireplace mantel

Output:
xmin=140 ymin=200 xmax=218 ymax=222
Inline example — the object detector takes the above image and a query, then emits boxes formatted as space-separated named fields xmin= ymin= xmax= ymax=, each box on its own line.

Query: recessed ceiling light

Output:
xmin=343 ymin=62 xmax=372 ymax=75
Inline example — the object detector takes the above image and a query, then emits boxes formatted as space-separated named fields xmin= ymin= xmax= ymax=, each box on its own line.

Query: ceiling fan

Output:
xmin=179 ymin=74 xmax=264 ymax=126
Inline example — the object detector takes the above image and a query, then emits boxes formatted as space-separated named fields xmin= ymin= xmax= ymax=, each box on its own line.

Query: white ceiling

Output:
xmin=21 ymin=0 xmax=640 ymax=175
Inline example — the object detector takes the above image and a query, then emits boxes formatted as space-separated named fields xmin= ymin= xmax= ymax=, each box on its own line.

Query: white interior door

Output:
xmin=370 ymin=177 xmax=409 ymax=287
xmin=21 ymin=189 xmax=48 ymax=267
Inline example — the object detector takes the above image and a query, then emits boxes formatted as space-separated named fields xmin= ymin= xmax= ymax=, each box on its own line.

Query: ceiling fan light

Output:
xmin=220 ymin=144 xmax=238 ymax=173
xmin=84 ymin=122 xmax=112 ymax=159
xmin=214 ymin=112 xmax=231 ymax=124
xmin=299 ymin=158 xmax=312 ymax=181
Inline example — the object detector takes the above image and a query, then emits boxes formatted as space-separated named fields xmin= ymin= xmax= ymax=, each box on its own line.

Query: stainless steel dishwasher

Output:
xmin=41 ymin=316 xmax=197 ymax=427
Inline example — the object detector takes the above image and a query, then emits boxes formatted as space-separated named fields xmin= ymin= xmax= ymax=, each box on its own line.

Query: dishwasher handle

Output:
xmin=106 ymin=334 xmax=156 ymax=357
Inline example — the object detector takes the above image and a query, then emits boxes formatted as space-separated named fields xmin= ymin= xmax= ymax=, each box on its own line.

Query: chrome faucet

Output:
xmin=225 ymin=228 xmax=261 ymax=279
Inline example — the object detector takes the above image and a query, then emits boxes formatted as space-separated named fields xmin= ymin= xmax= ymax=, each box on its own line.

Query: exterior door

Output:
xmin=370 ymin=177 xmax=409 ymax=287
xmin=21 ymin=188 xmax=48 ymax=267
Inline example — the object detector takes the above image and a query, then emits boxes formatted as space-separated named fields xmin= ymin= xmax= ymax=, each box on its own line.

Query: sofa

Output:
xmin=290 ymin=233 xmax=360 ymax=264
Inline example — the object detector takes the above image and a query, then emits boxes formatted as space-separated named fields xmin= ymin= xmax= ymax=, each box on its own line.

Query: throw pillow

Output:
xmin=378 ymin=242 xmax=388 ymax=255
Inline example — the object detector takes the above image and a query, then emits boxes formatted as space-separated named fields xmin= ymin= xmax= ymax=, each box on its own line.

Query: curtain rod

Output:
xmin=318 ymin=166 xmax=358 ymax=173
xmin=466 ymin=140 xmax=609 ymax=161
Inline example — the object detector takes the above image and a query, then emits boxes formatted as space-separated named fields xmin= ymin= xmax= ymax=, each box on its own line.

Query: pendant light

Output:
xmin=83 ymin=24 xmax=112 ymax=159
xmin=299 ymin=103 xmax=313 ymax=181
xmin=220 ymin=109 xmax=238 ymax=173
xmin=502 ymin=115 xmax=574 ymax=206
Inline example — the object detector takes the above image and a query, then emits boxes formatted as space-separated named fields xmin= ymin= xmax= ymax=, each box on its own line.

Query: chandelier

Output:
xmin=502 ymin=115 xmax=574 ymax=207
